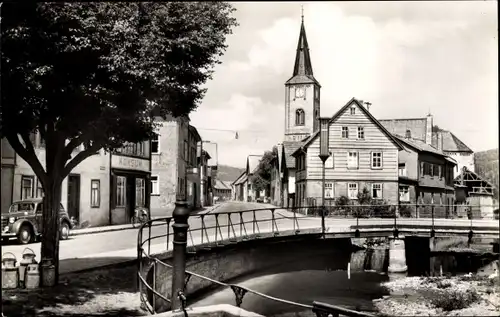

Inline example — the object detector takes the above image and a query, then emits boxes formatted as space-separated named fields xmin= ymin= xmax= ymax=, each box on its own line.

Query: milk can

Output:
xmin=25 ymin=263 xmax=40 ymax=289
xmin=19 ymin=248 xmax=37 ymax=288
xmin=40 ymin=258 xmax=56 ymax=287
xmin=2 ymin=252 xmax=19 ymax=289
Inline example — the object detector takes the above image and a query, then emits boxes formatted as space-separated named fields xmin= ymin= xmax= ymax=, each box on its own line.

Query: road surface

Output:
xmin=2 ymin=201 xmax=498 ymax=274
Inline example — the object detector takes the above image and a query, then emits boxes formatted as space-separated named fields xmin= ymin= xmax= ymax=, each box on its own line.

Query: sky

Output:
xmin=189 ymin=1 xmax=498 ymax=169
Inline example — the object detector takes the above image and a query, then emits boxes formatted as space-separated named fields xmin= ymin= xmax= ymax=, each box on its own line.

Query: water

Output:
xmin=189 ymin=250 xmax=390 ymax=316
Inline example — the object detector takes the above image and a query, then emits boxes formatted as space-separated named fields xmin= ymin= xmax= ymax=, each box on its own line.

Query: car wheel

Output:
xmin=60 ymin=222 xmax=70 ymax=240
xmin=18 ymin=225 xmax=33 ymax=244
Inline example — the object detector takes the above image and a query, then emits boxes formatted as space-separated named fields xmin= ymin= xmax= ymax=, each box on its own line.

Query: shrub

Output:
xmin=335 ymin=195 xmax=352 ymax=216
xmin=429 ymin=288 xmax=480 ymax=311
xmin=399 ymin=204 xmax=413 ymax=218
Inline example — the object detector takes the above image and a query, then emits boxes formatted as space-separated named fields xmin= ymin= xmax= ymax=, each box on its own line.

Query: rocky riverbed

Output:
xmin=374 ymin=273 xmax=500 ymax=316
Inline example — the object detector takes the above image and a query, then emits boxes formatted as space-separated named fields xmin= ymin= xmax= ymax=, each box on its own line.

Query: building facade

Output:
xmin=150 ymin=115 xmax=204 ymax=216
xmin=379 ymin=115 xmax=474 ymax=178
xmin=245 ymin=155 xmax=265 ymax=202
xmin=213 ymin=180 xmax=232 ymax=201
xmin=292 ymin=99 xmax=403 ymax=207
xmin=395 ymin=134 xmax=457 ymax=218
xmin=232 ymin=171 xmax=247 ymax=201
xmin=110 ymin=141 xmax=151 ymax=225
xmin=1 ymin=134 xmax=150 ymax=227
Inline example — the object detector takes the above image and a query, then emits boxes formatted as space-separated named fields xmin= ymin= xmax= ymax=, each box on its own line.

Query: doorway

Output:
xmin=67 ymin=174 xmax=81 ymax=221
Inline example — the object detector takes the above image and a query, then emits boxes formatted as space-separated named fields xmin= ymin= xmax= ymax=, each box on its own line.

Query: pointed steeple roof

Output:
xmin=285 ymin=17 xmax=320 ymax=86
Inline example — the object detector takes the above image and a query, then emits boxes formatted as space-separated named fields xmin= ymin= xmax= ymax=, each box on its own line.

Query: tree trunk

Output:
xmin=40 ymin=178 xmax=62 ymax=287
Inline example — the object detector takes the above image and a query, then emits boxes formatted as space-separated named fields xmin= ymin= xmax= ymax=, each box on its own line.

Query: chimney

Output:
xmin=405 ymin=129 xmax=412 ymax=139
xmin=426 ymin=114 xmax=433 ymax=145
xmin=437 ymin=132 xmax=443 ymax=151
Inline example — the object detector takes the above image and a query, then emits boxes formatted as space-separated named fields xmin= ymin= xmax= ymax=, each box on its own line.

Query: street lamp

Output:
xmin=318 ymin=118 xmax=330 ymax=236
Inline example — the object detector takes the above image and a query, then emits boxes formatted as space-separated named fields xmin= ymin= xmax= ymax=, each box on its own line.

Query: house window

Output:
xmin=135 ymin=178 xmax=145 ymax=207
xmin=438 ymin=165 xmax=442 ymax=178
xmin=348 ymin=151 xmax=358 ymax=169
xmin=326 ymin=153 xmax=334 ymax=169
xmin=184 ymin=141 xmax=188 ymax=160
xmin=90 ymin=180 xmax=100 ymax=208
xmin=372 ymin=183 xmax=382 ymax=199
xmin=325 ymin=182 xmax=334 ymax=199
xmin=371 ymin=152 xmax=382 ymax=169
xmin=348 ymin=183 xmax=358 ymax=199
xmin=350 ymin=107 xmax=356 ymax=115
xmin=21 ymin=176 xmax=34 ymax=200
xmin=399 ymin=186 xmax=410 ymax=202
xmin=116 ymin=176 xmax=126 ymax=207
xmin=152 ymin=134 xmax=159 ymax=154
xmin=433 ymin=165 xmax=439 ymax=178
xmin=342 ymin=127 xmax=349 ymax=139
xmin=191 ymin=146 xmax=196 ymax=166
xmin=36 ymin=178 xmax=44 ymax=198
xmin=295 ymin=109 xmax=305 ymax=126
xmin=398 ymin=163 xmax=407 ymax=177
xmin=357 ymin=127 xmax=364 ymax=139
xmin=151 ymin=176 xmax=159 ymax=195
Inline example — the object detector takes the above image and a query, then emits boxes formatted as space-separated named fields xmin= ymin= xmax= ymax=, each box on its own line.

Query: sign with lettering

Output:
xmin=111 ymin=155 xmax=150 ymax=172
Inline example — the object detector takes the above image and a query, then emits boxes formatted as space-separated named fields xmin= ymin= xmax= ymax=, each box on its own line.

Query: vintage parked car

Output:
xmin=1 ymin=198 xmax=74 ymax=244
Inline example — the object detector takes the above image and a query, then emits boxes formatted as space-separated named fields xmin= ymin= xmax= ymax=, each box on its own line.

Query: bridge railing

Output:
xmin=136 ymin=203 xmax=499 ymax=316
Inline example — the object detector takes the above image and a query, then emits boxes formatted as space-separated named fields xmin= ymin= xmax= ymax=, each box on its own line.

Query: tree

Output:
xmin=0 ymin=2 xmax=237 ymax=286
xmin=250 ymin=146 xmax=278 ymax=194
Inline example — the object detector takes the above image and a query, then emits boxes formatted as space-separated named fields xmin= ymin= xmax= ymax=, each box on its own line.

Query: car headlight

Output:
xmin=8 ymin=217 xmax=15 ymax=224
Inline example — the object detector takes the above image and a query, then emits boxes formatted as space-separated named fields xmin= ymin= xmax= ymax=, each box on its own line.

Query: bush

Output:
xmin=399 ymin=204 xmax=413 ymax=218
xmin=334 ymin=195 xmax=352 ymax=216
xmin=429 ymin=288 xmax=480 ymax=311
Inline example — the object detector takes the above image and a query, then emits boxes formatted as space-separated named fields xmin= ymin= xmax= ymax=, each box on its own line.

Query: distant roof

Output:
xmin=379 ymin=118 xmax=428 ymax=142
xmin=378 ymin=116 xmax=472 ymax=153
xmin=214 ymin=179 xmax=231 ymax=190
xmin=393 ymin=135 xmax=447 ymax=157
xmin=234 ymin=172 xmax=248 ymax=185
xmin=432 ymin=131 xmax=473 ymax=153
xmin=247 ymin=155 xmax=262 ymax=174
xmin=282 ymin=140 xmax=305 ymax=169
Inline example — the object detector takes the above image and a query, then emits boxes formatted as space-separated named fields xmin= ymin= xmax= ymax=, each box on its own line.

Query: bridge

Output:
xmin=136 ymin=203 xmax=499 ymax=316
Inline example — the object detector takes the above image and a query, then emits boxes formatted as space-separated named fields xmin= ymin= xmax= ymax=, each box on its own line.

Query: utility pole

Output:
xmin=318 ymin=118 xmax=330 ymax=236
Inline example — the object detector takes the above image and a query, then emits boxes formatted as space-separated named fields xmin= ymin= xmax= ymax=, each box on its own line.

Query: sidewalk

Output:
xmin=70 ymin=203 xmax=223 ymax=236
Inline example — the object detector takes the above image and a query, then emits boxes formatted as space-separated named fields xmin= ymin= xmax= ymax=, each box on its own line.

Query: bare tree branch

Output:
xmin=6 ymin=134 xmax=48 ymax=187
xmin=61 ymin=142 xmax=102 ymax=178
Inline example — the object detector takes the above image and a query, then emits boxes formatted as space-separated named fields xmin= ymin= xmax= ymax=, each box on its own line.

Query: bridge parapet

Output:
xmin=136 ymin=203 xmax=499 ymax=316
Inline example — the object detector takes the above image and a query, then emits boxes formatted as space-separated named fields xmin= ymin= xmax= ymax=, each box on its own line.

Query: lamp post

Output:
xmin=171 ymin=201 xmax=190 ymax=311
xmin=318 ymin=118 xmax=330 ymax=236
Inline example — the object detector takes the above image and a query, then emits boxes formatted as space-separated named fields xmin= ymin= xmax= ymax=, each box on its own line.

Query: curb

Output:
xmin=69 ymin=204 xmax=225 ymax=237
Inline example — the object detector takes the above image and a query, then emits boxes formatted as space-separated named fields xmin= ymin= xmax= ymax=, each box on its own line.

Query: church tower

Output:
xmin=284 ymin=14 xmax=321 ymax=142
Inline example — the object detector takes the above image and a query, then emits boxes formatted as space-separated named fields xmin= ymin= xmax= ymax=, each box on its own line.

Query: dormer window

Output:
xmin=350 ymin=107 xmax=356 ymax=115
xmin=295 ymin=109 xmax=305 ymax=126
xmin=405 ymin=129 xmax=411 ymax=139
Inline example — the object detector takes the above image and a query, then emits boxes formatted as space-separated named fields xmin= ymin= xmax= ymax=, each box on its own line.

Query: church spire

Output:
xmin=292 ymin=12 xmax=314 ymax=77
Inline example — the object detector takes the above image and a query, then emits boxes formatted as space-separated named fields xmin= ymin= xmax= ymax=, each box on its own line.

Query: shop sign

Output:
xmin=112 ymin=155 xmax=149 ymax=172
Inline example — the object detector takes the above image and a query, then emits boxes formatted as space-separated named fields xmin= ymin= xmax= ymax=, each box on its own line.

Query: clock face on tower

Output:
xmin=295 ymin=87 xmax=305 ymax=98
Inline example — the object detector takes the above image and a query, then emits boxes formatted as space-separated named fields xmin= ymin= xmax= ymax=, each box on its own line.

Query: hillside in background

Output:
xmin=216 ymin=165 xmax=245 ymax=183
xmin=474 ymin=148 xmax=499 ymax=199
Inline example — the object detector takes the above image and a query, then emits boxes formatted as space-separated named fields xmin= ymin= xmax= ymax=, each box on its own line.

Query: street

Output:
xmin=1 ymin=201 xmax=286 ymax=274
xmin=2 ymin=200 xmax=498 ymax=275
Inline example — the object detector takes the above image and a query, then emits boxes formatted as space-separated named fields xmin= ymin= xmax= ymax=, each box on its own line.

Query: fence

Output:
xmin=137 ymin=204 xmax=499 ymax=316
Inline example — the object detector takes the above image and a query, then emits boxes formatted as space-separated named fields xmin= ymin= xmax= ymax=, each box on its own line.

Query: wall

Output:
xmin=305 ymin=103 xmax=399 ymax=182
xmin=147 ymin=236 xmax=353 ymax=313
xmin=284 ymin=84 xmax=320 ymax=142
xmin=446 ymin=152 xmax=475 ymax=178
xmin=13 ymin=147 xmax=110 ymax=226
xmin=398 ymin=144 xmax=419 ymax=180
xmin=151 ymin=119 xmax=181 ymax=215
xmin=306 ymin=179 xmax=399 ymax=205
xmin=1 ymin=138 xmax=16 ymax=214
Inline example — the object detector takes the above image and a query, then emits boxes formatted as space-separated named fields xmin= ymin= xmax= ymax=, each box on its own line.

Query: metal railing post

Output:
xmin=171 ymin=201 xmax=190 ymax=311
xmin=148 ymin=222 xmax=152 ymax=255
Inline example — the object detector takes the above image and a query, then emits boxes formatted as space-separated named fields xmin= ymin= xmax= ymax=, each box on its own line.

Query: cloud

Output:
xmin=191 ymin=2 xmax=497 ymax=168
